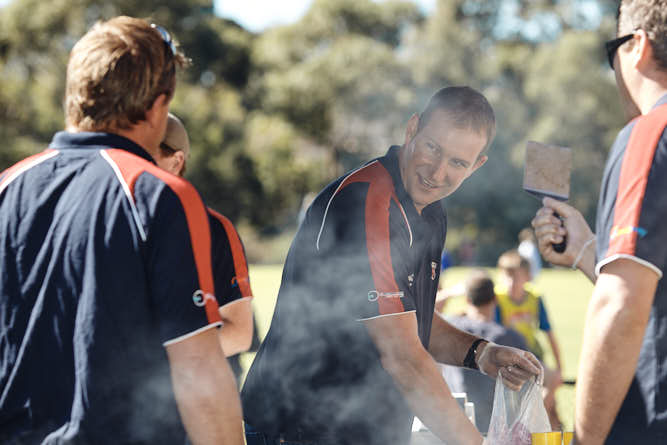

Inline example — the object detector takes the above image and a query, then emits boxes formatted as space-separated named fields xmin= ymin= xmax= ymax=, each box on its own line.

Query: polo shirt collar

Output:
xmin=651 ymin=93 xmax=667 ymax=110
xmin=49 ymin=131 xmax=156 ymax=164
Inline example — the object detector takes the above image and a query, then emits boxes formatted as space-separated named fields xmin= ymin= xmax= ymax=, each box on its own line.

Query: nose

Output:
xmin=429 ymin=159 xmax=449 ymax=185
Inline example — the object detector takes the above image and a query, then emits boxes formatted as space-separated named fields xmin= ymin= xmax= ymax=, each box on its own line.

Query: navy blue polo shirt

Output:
xmin=595 ymin=94 xmax=667 ymax=443
xmin=0 ymin=132 xmax=221 ymax=444
xmin=241 ymin=146 xmax=446 ymax=445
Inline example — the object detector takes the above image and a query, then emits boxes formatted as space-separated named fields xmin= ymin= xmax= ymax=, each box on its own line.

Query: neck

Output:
xmin=68 ymin=124 xmax=160 ymax=160
xmin=635 ymin=72 xmax=667 ymax=114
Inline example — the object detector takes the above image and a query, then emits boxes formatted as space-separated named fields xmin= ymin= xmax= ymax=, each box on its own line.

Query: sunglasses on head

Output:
xmin=151 ymin=23 xmax=177 ymax=57
xmin=605 ymin=33 xmax=634 ymax=69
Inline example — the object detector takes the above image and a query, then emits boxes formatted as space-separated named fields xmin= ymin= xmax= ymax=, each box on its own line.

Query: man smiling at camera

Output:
xmin=241 ymin=86 xmax=542 ymax=445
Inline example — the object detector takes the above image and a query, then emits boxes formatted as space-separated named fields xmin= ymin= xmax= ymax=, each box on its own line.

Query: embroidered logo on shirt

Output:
xmin=368 ymin=290 xmax=404 ymax=302
xmin=408 ymin=274 xmax=414 ymax=287
xmin=192 ymin=290 xmax=206 ymax=307
xmin=610 ymin=225 xmax=647 ymax=239
xmin=431 ymin=261 xmax=438 ymax=280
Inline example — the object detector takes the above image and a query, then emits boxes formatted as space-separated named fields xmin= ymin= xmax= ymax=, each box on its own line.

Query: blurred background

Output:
xmin=0 ymin=0 xmax=623 ymax=266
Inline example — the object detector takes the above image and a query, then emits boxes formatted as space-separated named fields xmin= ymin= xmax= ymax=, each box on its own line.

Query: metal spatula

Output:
xmin=523 ymin=141 xmax=572 ymax=253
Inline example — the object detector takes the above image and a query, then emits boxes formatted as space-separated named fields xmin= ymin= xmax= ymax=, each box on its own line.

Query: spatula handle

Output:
xmin=553 ymin=212 xmax=567 ymax=253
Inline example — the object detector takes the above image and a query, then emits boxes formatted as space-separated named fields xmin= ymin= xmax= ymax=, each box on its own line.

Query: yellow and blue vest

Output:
xmin=494 ymin=283 xmax=551 ymax=359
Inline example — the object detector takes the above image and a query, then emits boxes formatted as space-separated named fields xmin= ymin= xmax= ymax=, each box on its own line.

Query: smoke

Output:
xmin=243 ymin=181 xmax=422 ymax=445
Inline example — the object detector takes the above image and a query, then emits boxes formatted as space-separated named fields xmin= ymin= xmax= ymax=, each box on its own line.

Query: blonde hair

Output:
xmin=65 ymin=16 xmax=189 ymax=131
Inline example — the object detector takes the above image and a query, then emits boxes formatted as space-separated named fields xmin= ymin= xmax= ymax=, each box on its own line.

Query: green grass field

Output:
xmin=243 ymin=264 xmax=594 ymax=431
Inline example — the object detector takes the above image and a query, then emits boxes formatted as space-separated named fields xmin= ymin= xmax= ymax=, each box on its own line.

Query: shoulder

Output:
xmin=104 ymin=148 xmax=208 ymax=229
xmin=207 ymin=207 xmax=233 ymax=232
xmin=495 ymin=287 xmax=510 ymax=301
xmin=207 ymin=207 xmax=246 ymax=253
xmin=524 ymin=283 xmax=542 ymax=299
xmin=327 ymin=160 xmax=395 ymax=206
xmin=103 ymin=148 xmax=199 ymax=199
xmin=615 ymin=103 xmax=667 ymax=160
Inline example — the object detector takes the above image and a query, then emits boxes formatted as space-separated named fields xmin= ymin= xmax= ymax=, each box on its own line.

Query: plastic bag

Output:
xmin=483 ymin=371 xmax=551 ymax=445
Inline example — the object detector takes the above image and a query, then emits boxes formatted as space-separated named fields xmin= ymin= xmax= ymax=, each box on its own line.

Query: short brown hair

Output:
xmin=497 ymin=249 xmax=530 ymax=272
xmin=465 ymin=269 xmax=496 ymax=307
xmin=418 ymin=86 xmax=496 ymax=155
xmin=65 ymin=16 xmax=189 ymax=132
xmin=618 ymin=0 xmax=667 ymax=69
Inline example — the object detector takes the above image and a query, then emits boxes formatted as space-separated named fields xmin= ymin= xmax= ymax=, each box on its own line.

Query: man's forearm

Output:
xmin=575 ymin=267 xmax=655 ymax=445
xmin=365 ymin=313 xmax=482 ymax=445
xmin=167 ymin=328 xmax=244 ymax=445
xmin=173 ymin=356 xmax=244 ymax=445
xmin=428 ymin=312 xmax=479 ymax=365
xmin=382 ymin=347 xmax=482 ymax=445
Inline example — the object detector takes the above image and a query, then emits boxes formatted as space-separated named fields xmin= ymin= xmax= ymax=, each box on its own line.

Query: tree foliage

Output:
xmin=0 ymin=0 xmax=624 ymax=263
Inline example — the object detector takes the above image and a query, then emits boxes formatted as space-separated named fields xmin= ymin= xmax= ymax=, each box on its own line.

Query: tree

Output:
xmin=0 ymin=0 xmax=627 ymax=264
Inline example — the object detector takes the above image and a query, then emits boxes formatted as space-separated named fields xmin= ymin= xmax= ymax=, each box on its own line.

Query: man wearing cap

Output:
xmin=532 ymin=1 xmax=667 ymax=443
xmin=157 ymin=113 xmax=255 ymax=363
xmin=0 ymin=17 xmax=243 ymax=444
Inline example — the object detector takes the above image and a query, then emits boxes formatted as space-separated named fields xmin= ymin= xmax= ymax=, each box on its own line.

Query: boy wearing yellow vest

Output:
xmin=495 ymin=249 xmax=563 ymax=430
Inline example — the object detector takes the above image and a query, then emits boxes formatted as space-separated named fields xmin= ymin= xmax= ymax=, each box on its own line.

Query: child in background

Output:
xmin=494 ymin=249 xmax=563 ymax=430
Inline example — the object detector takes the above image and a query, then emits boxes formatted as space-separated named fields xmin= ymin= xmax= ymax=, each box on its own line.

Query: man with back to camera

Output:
xmin=531 ymin=1 xmax=667 ymax=443
xmin=0 ymin=17 xmax=243 ymax=444
xmin=241 ymin=86 xmax=542 ymax=445
xmin=156 ymin=113 xmax=255 ymax=370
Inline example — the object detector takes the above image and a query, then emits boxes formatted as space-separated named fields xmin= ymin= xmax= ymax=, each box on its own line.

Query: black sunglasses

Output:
xmin=605 ymin=33 xmax=634 ymax=69
xmin=160 ymin=141 xmax=178 ymax=154
xmin=151 ymin=23 xmax=177 ymax=57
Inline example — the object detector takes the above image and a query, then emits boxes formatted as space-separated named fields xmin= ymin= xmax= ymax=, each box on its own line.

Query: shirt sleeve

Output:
xmin=316 ymin=183 xmax=415 ymax=321
xmin=596 ymin=112 xmax=667 ymax=278
xmin=207 ymin=209 xmax=253 ymax=307
xmin=537 ymin=298 xmax=551 ymax=332
xmin=138 ymin=175 xmax=222 ymax=346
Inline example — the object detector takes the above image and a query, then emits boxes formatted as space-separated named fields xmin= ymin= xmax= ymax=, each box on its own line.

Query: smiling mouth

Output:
xmin=418 ymin=174 xmax=440 ymax=190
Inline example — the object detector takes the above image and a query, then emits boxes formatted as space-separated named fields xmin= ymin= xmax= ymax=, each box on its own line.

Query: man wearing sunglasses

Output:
xmin=155 ymin=113 xmax=256 ymax=376
xmin=531 ymin=1 xmax=667 ymax=443
xmin=0 ymin=17 xmax=243 ymax=444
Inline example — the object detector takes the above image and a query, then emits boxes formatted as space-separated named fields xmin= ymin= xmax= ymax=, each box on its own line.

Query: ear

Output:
xmin=403 ymin=113 xmax=420 ymax=146
xmin=172 ymin=150 xmax=186 ymax=176
xmin=632 ymin=30 xmax=653 ymax=70
xmin=468 ymin=154 xmax=488 ymax=176
xmin=145 ymin=93 xmax=169 ymax=129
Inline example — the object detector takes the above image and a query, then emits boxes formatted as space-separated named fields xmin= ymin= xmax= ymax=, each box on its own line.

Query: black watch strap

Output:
xmin=463 ymin=338 xmax=487 ymax=370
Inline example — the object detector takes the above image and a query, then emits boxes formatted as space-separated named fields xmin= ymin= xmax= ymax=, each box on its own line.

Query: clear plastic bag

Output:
xmin=483 ymin=371 xmax=552 ymax=445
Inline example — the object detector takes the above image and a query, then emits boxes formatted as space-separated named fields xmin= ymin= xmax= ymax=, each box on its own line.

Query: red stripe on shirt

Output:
xmin=104 ymin=149 xmax=221 ymax=324
xmin=608 ymin=104 xmax=667 ymax=257
xmin=208 ymin=208 xmax=253 ymax=298
xmin=0 ymin=149 xmax=56 ymax=191
xmin=338 ymin=162 xmax=405 ymax=315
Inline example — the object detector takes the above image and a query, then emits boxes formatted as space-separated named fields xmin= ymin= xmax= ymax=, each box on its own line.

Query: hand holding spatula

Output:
xmin=523 ymin=141 xmax=572 ymax=253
